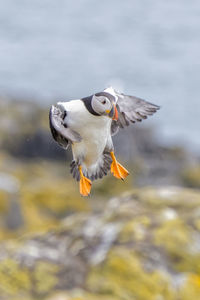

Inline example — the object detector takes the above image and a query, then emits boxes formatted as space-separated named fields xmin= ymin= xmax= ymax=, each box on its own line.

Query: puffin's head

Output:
xmin=91 ymin=92 xmax=118 ymax=120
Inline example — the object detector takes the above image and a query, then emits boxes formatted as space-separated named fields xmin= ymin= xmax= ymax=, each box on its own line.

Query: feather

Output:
xmin=111 ymin=90 xmax=160 ymax=134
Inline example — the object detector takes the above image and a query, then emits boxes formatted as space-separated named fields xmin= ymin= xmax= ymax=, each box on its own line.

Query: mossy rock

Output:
xmin=46 ymin=290 xmax=118 ymax=300
xmin=92 ymin=172 xmax=133 ymax=198
xmin=87 ymin=249 xmax=175 ymax=300
xmin=179 ymin=274 xmax=200 ymax=300
xmin=0 ymin=178 xmax=200 ymax=299
xmin=0 ymin=258 xmax=31 ymax=296
xmin=139 ymin=186 xmax=200 ymax=208
xmin=154 ymin=218 xmax=190 ymax=257
xmin=0 ymin=258 xmax=59 ymax=299
xmin=23 ymin=180 xmax=88 ymax=216
xmin=181 ymin=165 xmax=200 ymax=188
xmin=0 ymin=190 xmax=9 ymax=214
xmin=119 ymin=216 xmax=151 ymax=243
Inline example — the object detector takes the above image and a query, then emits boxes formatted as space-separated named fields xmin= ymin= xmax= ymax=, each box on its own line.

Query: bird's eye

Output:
xmin=102 ymin=100 xmax=106 ymax=104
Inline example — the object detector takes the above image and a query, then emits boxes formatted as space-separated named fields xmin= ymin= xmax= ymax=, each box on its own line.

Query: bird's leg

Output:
xmin=79 ymin=166 xmax=92 ymax=196
xmin=110 ymin=151 xmax=129 ymax=180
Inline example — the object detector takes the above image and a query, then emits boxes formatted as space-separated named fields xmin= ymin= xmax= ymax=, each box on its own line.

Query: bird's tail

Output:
xmin=70 ymin=151 xmax=112 ymax=181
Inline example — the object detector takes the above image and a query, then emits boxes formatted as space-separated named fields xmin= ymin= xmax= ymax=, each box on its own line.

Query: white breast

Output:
xmin=59 ymin=100 xmax=112 ymax=167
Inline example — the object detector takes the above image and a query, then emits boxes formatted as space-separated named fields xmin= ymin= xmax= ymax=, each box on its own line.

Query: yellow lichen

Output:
xmin=93 ymin=173 xmax=133 ymax=197
xmin=0 ymin=259 xmax=31 ymax=296
xmin=154 ymin=218 xmax=190 ymax=257
xmin=87 ymin=249 xmax=175 ymax=300
xmin=34 ymin=262 xmax=59 ymax=294
xmin=119 ymin=216 xmax=151 ymax=243
xmin=181 ymin=165 xmax=200 ymax=188
xmin=0 ymin=259 xmax=59 ymax=298
xmin=179 ymin=273 xmax=200 ymax=300
xmin=0 ymin=190 xmax=9 ymax=213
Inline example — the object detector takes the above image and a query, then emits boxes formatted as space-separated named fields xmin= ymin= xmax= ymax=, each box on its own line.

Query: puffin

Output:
xmin=49 ymin=87 xmax=159 ymax=196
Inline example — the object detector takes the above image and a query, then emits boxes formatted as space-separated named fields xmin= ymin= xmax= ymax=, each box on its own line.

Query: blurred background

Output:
xmin=0 ymin=1 xmax=200 ymax=299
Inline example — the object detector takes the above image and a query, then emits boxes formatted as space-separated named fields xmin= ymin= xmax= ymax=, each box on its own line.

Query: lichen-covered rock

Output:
xmin=181 ymin=165 xmax=200 ymax=188
xmin=0 ymin=186 xmax=200 ymax=299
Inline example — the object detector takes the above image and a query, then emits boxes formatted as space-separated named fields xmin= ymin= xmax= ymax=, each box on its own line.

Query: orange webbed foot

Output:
xmin=79 ymin=166 xmax=92 ymax=196
xmin=110 ymin=151 xmax=129 ymax=180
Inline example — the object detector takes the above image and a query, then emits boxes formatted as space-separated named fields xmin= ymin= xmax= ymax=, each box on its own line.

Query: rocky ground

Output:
xmin=0 ymin=97 xmax=200 ymax=300
xmin=1 ymin=187 xmax=200 ymax=300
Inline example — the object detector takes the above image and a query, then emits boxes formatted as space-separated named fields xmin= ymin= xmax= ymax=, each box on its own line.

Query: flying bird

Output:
xmin=49 ymin=87 xmax=159 ymax=196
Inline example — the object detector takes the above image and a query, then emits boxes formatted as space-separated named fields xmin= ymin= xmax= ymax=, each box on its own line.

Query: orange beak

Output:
xmin=112 ymin=104 xmax=118 ymax=120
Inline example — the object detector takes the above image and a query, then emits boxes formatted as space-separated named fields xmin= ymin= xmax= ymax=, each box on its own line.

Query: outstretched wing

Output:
xmin=111 ymin=91 xmax=160 ymax=135
xmin=49 ymin=105 xmax=82 ymax=149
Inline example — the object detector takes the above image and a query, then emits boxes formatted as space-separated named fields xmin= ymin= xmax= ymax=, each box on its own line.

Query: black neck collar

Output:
xmin=81 ymin=95 xmax=100 ymax=116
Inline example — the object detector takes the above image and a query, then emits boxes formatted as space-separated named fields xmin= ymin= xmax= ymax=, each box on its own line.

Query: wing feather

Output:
xmin=111 ymin=91 xmax=160 ymax=134
xmin=49 ymin=105 xmax=82 ymax=149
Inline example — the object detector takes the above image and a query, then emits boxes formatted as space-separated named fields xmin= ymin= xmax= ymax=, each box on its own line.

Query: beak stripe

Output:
xmin=108 ymin=104 xmax=118 ymax=120
xmin=112 ymin=105 xmax=118 ymax=120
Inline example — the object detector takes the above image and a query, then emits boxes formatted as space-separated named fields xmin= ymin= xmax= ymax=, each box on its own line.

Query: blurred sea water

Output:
xmin=0 ymin=0 xmax=200 ymax=151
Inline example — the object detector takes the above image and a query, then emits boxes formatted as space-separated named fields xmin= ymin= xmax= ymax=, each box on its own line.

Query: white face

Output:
xmin=91 ymin=95 xmax=113 ymax=116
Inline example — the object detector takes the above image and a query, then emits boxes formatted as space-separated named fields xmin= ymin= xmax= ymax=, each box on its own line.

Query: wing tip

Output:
xmin=155 ymin=104 xmax=161 ymax=110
